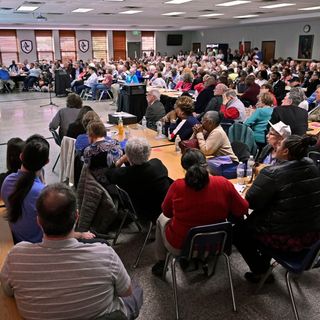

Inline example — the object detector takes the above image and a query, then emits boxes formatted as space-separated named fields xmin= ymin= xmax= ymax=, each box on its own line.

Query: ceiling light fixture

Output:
xmin=200 ymin=13 xmax=224 ymax=17
xmin=16 ymin=5 xmax=39 ymax=12
xmin=216 ymin=1 xmax=251 ymax=7
xmin=162 ymin=11 xmax=186 ymax=15
xmin=165 ymin=0 xmax=192 ymax=4
xmin=234 ymin=14 xmax=259 ymax=18
xmin=119 ymin=10 xmax=143 ymax=14
xmin=298 ymin=6 xmax=320 ymax=11
xmin=260 ymin=3 xmax=296 ymax=9
xmin=72 ymin=8 xmax=94 ymax=13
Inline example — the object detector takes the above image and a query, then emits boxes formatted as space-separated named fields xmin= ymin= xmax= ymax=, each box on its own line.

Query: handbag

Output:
xmin=207 ymin=156 xmax=238 ymax=179
xmin=179 ymin=138 xmax=199 ymax=153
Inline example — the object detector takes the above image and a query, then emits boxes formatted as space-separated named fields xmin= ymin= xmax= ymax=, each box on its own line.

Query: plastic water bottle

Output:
xmin=156 ymin=121 xmax=165 ymax=138
xmin=237 ymin=162 xmax=245 ymax=185
xmin=175 ymin=135 xmax=181 ymax=153
xmin=118 ymin=116 xmax=124 ymax=137
xmin=142 ymin=116 xmax=147 ymax=129
xmin=246 ymin=155 xmax=255 ymax=180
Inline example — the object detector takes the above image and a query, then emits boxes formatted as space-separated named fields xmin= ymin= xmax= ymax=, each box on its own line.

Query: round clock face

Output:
xmin=304 ymin=25 xmax=311 ymax=33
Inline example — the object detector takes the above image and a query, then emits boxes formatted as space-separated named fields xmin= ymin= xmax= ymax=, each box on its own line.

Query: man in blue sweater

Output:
xmin=0 ymin=65 xmax=15 ymax=92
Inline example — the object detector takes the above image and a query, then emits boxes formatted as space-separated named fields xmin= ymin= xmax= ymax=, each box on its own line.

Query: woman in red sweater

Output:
xmin=152 ymin=148 xmax=249 ymax=276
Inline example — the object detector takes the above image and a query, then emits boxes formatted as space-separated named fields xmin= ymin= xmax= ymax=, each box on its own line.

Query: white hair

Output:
xmin=125 ymin=137 xmax=151 ymax=165
xmin=148 ymin=89 xmax=161 ymax=101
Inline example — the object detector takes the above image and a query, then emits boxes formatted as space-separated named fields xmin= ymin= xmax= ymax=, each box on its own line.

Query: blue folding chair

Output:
xmin=163 ymin=221 xmax=236 ymax=320
xmin=256 ymin=239 xmax=320 ymax=320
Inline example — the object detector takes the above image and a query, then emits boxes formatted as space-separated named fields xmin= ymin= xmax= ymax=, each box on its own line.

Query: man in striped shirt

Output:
xmin=0 ymin=183 xmax=143 ymax=320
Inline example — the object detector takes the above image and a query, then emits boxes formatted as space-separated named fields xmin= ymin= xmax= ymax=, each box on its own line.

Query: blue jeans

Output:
xmin=92 ymin=83 xmax=110 ymax=100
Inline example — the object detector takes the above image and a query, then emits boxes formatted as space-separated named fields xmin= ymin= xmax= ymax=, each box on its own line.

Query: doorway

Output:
xmin=192 ymin=42 xmax=201 ymax=53
xmin=127 ymin=42 xmax=141 ymax=59
xmin=261 ymin=41 xmax=276 ymax=64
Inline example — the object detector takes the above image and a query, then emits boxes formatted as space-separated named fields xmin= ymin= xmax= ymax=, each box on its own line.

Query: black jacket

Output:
xmin=272 ymin=80 xmax=286 ymax=106
xmin=246 ymin=158 xmax=320 ymax=235
xmin=194 ymin=85 xmax=215 ymax=114
xmin=105 ymin=159 xmax=171 ymax=221
xmin=270 ymin=105 xmax=308 ymax=136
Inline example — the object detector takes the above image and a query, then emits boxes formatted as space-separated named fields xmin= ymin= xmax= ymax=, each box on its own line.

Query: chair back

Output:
xmin=180 ymin=221 xmax=233 ymax=261
xmin=228 ymin=122 xmax=257 ymax=156
xmin=50 ymin=129 xmax=62 ymax=147
xmin=231 ymin=141 xmax=250 ymax=163
xmin=307 ymin=151 xmax=320 ymax=173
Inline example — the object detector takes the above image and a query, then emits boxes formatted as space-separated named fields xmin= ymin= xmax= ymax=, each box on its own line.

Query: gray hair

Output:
xmin=224 ymin=89 xmax=237 ymax=99
xmin=125 ymin=137 xmax=151 ymax=165
xmin=288 ymin=88 xmax=304 ymax=107
xmin=148 ymin=89 xmax=161 ymax=101
xmin=204 ymin=111 xmax=222 ymax=125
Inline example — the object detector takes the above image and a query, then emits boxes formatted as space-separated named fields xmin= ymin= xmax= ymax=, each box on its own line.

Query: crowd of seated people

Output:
xmin=1 ymin=48 xmax=320 ymax=320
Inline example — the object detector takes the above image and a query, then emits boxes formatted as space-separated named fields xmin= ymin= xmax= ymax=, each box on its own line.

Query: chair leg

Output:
xmin=163 ymin=252 xmax=171 ymax=280
xmin=223 ymin=253 xmax=237 ymax=312
xmin=255 ymin=260 xmax=278 ymax=294
xmin=113 ymin=211 xmax=128 ymax=246
xmin=52 ymin=154 xmax=60 ymax=172
xmin=171 ymin=257 xmax=180 ymax=320
xmin=133 ymin=221 xmax=153 ymax=269
xmin=286 ymin=271 xmax=300 ymax=320
xmin=99 ymin=91 xmax=104 ymax=101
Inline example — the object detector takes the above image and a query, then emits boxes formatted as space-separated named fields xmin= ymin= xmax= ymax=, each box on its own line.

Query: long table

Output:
xmin=307 ymin=122 xmax=320 ymax=136
xmin=113 ymin=124 xmax=174 ymax=148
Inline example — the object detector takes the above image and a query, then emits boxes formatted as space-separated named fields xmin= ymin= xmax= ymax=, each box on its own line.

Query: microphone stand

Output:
xmin=40 ymin=83 xmax=60 ymax=108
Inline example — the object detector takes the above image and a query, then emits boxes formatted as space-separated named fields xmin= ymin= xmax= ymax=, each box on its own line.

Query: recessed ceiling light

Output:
xmin=260 ymin=3 xmax=296 ymax=9
xmin=72 ymin=8 xmax=94 ymax=13
xmin=162 ymin=11 xmax=186 ymax=15
xmin=119 ymin=10 xmax=143 ymax=14
xmin=16 ymin=5 xmax=39 ymax=12
xmin=298 ymin=6 xmax=320 ymax=11
xmin=216 ymin=1 xmax=251 ymax=7
xmin=200 ymin=13 xmax=224 ymax=17
xmin=165 ymin=0 xmax=192 ymax=4
xmin=234 ymin=14 xmax=259 ymax=18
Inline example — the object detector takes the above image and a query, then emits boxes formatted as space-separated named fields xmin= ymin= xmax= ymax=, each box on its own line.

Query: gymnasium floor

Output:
xmin=0 ymin=92 xmax=319 ymax=320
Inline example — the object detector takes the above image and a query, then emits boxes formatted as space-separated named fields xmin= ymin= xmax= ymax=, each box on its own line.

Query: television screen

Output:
xmin=167 ymin=34 xmax=183 ymax=46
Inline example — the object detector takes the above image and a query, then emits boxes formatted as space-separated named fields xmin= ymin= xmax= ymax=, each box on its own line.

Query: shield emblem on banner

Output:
xmin=21 ymin=40 xmax=33 ymax=54
xmin=79 ymin=40 xmax=89 ymax=53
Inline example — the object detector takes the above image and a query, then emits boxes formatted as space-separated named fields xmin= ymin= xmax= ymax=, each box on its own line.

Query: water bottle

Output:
xmin=246 ymin=155 xmax=255 ymax=180
xmin=142 ymin=116 xmax=147 ymax=129
xmin=237 ymin=162 xmax=245 ymax=185
xmin=175 ymin=135 xmax=181 ymax=153
xmin=118 ymin=116 xmax=124 ymax=137
xmin=156 ymin=121 xmax=165 ymax=138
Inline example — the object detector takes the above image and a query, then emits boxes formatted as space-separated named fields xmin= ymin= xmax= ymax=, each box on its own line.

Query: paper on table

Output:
xmin=111 ymin=112 xmax=135 ymax=118
xmin=234 ymin=183 xmax=246 ymax=194
xmin=104 ymin=123 xmax=114 ymax=128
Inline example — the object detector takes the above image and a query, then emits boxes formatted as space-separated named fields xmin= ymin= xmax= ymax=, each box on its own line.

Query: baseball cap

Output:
xmin=268 ymin=121 xmax=291 ymax=138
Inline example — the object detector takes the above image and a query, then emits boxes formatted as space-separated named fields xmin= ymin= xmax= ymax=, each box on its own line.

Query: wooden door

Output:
xmin=192 ymin=42 xmax=201 ymax=53
xmin=261 ymin=41 xmax=275 ymax=64
xmin=113 ymin=31 xmax=126 ymax=60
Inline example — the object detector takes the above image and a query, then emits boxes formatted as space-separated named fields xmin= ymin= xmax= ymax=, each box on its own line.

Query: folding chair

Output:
xmin=163 ymin=221 xmax=236 ymax=320
xmin=112 ymin=185 xmax=142 ymax=246
xmin=99 ymin=89 xmax=113 ymax=101
xmin=256 ymin=239 xmax=320 ymax=320
xmin=50 ymin=129 xmax=61 ymax=172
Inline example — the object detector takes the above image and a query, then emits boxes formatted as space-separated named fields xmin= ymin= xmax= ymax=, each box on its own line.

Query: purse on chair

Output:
xmin=179 ymin=138 xmax=199 ymax=154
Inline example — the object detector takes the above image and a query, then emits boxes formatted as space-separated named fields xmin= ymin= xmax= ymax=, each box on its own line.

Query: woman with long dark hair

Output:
xmin=152 ymin=148 xmax=248 ymax=276
xmin=0 ymin=137 xmax=25 ymax=190
xmin=1 ymin=135 xmax=49 ymax=243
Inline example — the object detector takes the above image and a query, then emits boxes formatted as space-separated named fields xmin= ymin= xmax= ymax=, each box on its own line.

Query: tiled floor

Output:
xmin=1 ymin=92 xmax=320 ymax=320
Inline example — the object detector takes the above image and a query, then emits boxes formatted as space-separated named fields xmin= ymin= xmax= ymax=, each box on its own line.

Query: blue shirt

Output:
xmin=1 ymin=171 xmax=44 ymax=243
xmin=125 ymin=74 xmax=139 ymax=84
xmin=0 ymin=69 xmax=10 ymax=80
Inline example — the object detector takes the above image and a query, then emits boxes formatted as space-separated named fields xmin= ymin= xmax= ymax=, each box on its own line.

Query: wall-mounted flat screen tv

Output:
xmin=167 ymin=34 xmax=183 ymax=46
